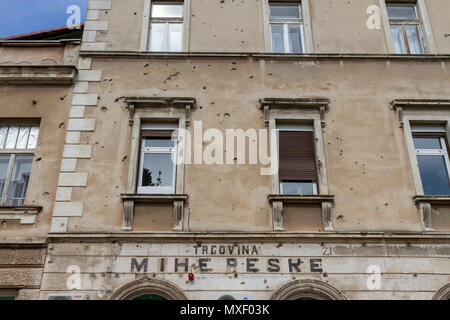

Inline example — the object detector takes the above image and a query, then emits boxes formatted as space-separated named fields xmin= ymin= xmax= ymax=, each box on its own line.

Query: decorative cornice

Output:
xmin=0 ymin=206 xmax=43 ymax=224
xmin=79 ymin=51 xmax=450 ymax=61
xmin=123 ymin=97 xmax=197 ymax=126
xmin=268 ymin=194 xmax=335 ymax=204
xmin=259 ymin=98 xmax=329 ymax=127
xmin=0 ymin=40 xmax=81 ymax=47
xmin=390 ymin=99 xmax=450 ymax=127
xmin=0 ymin=65 xmax=77 ymax=85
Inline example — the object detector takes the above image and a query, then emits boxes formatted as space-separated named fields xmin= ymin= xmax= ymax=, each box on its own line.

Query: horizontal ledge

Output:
xmin=0 ymin=65 xmax=77 ymax=85
xmin=268 ymin=194 xmax=335 ymax=204
xmin=46 ymin=231 xmax=450 ymax=243
xmin=0 ymin=40 xmax=81 ymax=47
xmin=391 ymin=99 xmax=450 ymax=109
xmin=123 ymin=97 xmax=196 ymax=108
xmin=79 ymin=51 xmax=450 ymax=61
xmin=0 ymin=206 xmax=42 ymax=214
xmin=121 ymin=194 xmax=188 ymax=203
xmin=414 ymin=196 xmax=450 ymax=204
xmin=260 ymin=98 xmax=329 ymax=109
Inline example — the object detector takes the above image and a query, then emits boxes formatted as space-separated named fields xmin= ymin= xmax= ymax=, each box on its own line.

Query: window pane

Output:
xmin=16 ymin=127 xmax=30 ymax=149
xmin=281 ymin=181 xmax=314 ymax=195
xmin=5 ymin=127 xmax=18 ymax=149
xmin=0 ymin=127 xmax=7 ymax=148
xmin=151 ymin=3 xmax=183 ymax=18
xmin=270 ymin=4 xmax=300 ymax=18
xmin=27 ymin=127 xmax=39 ymax=149
xmin=141 ymin=153 xmax=174 ymax=187
xmin=417 ymin=155 xmax=450 ymax=195
xmin=288 ymin=24 xmax=302 ymax=53
xmin=413 ymin=137 xmax=442 ymax=149
xmin=144 ymin=138 xmax=175 ymax=148
xmin=168 ymin=23 xmax=183 ymax=52
xmin=149 ymin=23 xmax=167 ymax=51
xmin=387 ymin=5 xmax=417 ymax=20
xmin=0 ymin=155 xmax=11 ymax=197
xmin=5 ymin=155 xmax=33 ymax=206
xmin=405 ymin=25 xmax=423 ymax=54
xmin=390 ymin=25 xmax=407 ymax=54
xmin=271 ymin=25 xmax=285 ymax=53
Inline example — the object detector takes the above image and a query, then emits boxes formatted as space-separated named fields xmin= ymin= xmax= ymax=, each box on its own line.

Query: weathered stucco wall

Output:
xmin=39 ymin=241 xmax=450 ymax=300
xmin=61 ymin=57 xmax=450 ymax=233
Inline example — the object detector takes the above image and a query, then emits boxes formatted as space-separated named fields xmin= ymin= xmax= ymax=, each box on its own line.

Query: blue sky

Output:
xmin=0 ymin=0 xmax=88 ymax=38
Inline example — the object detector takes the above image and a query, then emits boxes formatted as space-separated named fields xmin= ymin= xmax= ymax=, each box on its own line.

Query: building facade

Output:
xmin=0 ymin=0 xmax=449 ymax=300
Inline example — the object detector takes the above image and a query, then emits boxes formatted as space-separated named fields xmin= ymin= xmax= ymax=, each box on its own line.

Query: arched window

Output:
xmin=433 ymin=284 xmax=450 ymax=300
xmin=110 ymin=278 xmax=187 ymax=300
xmin=271 ymin=279 xmax=346 ymax=300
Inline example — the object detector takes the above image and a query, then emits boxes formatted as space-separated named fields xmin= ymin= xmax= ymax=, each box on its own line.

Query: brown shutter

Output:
xmin=141 ymin=130 xmax=174 ymax=138
xmin=278 ymin=130 xmax=317 ymax=182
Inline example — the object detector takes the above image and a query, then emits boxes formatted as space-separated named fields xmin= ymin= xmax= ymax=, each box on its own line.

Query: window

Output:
xmin=0 ymin=290 xmax=17 ymax=300
xmin=0 ymin=124 xmax=39 ymax=206
xmin=411 ymin=124 xmax=450 ymax=195
xmin=148 ymin=2 xmax=184 ymax=52
xmin=269 ymin=2 xmax=304 ymax=53
xmin=277 ymin=123 xmax=317 ymax=195
xmin=138 ymin=123 xmax=178 ymax=194
xmin=386 ymin=2 xmax=424 ymax=54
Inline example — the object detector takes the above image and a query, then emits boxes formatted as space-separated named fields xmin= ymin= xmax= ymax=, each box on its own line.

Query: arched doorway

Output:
xmin=271 ymin=279 xmax=346 ymax=300
xmin=433 ymin=283 xmax=450 ymax=300
xmin=110 ymin=278 xmax=187 ymax=300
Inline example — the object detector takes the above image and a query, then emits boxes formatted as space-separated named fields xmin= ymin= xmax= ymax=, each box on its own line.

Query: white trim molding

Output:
xmin=379 ymin=0 xmax=436 ymax=54
xmin=262 ymin=0 xmax=313 ymax=54
xmin=121 ymin=97 xmax=196 ymax=231
xmin=140 ymin=0 xmax=191 ymax=52
xmin=391 ymin=99 xmax=450 ymax=231
xmin=259 ymin=98 xmax=332 ymax=231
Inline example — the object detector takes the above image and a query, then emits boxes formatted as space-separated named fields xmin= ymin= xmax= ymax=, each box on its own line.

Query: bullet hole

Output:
xmin=58 ymin=122 xmax=64 ymax=128
xmin=32 ymin=100 xmax=37 ymax=106
xmin=134 ymin=12 xmax=137 ymax=15
xmin=163 ymin=71 xmax=180 ymax=84
xmin=276 ymin=242 xmax=283 ymax=248
xmin=101 ymin=106 xmax=108 ymax=112
xmin=144 ymin=64 xmax=149 ymax=67
xmin=264 ymin=279 xmax=267 ymax=284
xmin=337 ymin=215 xmax=344 ymax=221
xmin=413 ymin=273 xmax=418 ymax=277
xmin=231 ymin=68 xmax=237 ymax=71
xmin=35 ymin=157 xmax=42 ymax=161
xmin=385 ymin=203 xmax=389 ymax=206
xmin=240 ymin=282 xmax=245 ymax=285
xmin=232 ymin=62 xmax=237 ymax=65
xmin=42 ymin=192 xmax=50 ymax=197
xmin=211 ymin=102 xmax=215 ymax=105
xmin=60 ymin=96 xmax=66 ymax=101
xmin=323 ymin=272 xmax=328 ymax=277
xmin=249 ymin=76 xmax=254 ymax=79
xmin=199 ymin=106 xmax=203 ymax=109
xmin=203 ymin=86 xmax=207 ymax=90
xmin=122 ymin=155 xmax=128 ymax=162
xmin=268 ymin=73 xmax=273 ymax=76
xmin=193 ymin=66 xmax=196 ymax=69
xmin=224 ymin=113 xmax=230 ymax=118
xmin=143 ymin=72 xmax=148 ymax=75
xmin=233 ymin=271 xmax=238 ymax=278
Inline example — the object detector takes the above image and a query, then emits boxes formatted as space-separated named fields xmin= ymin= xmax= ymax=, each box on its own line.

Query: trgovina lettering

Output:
xmin=224 ymin=305 xmax=270 ymax=315
xmin=193 ymin=244 xmax=259 ymax=255
xmin=130 ymin=257 xmax=323 ymax=273
xmin=180 ymin=305 xmax=215 ymax=318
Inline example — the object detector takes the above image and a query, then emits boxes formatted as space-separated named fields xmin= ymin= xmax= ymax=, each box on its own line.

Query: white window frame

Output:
xmin=277 ymin=123 xmax=318 ymax=195
xmin=411 ymin=125 xmax=450 ymax=195
xmin=379 ymin=0 xmax=436 ymax=54
xmin=0 ymin=124 xmax=39 ymax=206
xmin=137 ymin=123 xmax=178 ymax=194
xmin=140 ymin=0 xmax=191 ymax=52
xmin=263 ymin=0 xmax=313 ymax=53
xmin=269 ymin=3 xmax=304 ymax=54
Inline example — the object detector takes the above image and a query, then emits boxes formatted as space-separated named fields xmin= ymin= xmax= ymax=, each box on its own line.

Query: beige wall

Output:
xmin=58 ymin=57 xmax=450 ymax=233
xmin=96 ymin=0 xmax=450 ymax=54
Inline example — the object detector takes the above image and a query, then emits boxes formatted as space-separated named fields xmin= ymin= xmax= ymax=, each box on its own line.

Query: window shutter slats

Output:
xmin=279 ymin=130 xmax=317 ymax=182
xmin=141 ymin=130 xmax=174 ymax=138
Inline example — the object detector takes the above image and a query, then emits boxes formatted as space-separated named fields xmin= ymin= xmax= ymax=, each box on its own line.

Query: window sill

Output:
xmin=0 ymin=206 xmax=42 ymax=224
xmin=120 ymin=194 xmax=188 ymax=231
xmin=412 ymin=195 xmax=450 ymax=231
xmin=268 ymin=194 xmax=334 ymax=232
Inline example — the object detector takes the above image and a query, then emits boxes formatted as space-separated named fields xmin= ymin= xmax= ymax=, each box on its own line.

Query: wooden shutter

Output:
xmin=141 ymin=130 xmax=174 ymax=138
xmin=278 ymin=130 xmax=317 ymax=182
